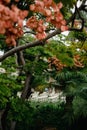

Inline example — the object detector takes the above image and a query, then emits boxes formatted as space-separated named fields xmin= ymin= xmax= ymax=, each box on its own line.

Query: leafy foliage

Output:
xmin=0 ymin=1 xmax=87 ymax=130
xmin=0 ymin=73 xmax=21 ymax=109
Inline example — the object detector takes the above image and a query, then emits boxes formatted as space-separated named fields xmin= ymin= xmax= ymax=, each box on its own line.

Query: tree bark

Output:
xmin=0 ymin=110 xmax=4 ymax=130
xmin=9 ymin=50 xmax=32 ymax=130
xmin=16 ymin=51 xmax=25 ymax=66
xmin=9 ymin=49 xmax=26 ymax=130
xmin=21 ymin=72 xmax=32 ymax=99
xmin=9 ymin=72 xmax=32 ymax=130
xmin=0 ymin=29 xmax=61 ymax=62
xmin=1 ymin=103 xmax=10 ymax=130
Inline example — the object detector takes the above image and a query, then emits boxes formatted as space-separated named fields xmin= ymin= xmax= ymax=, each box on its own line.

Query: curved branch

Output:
xmin=67 ymin=0 xmax=86 ymax=30
xmin=0 ymin=29 xmax=61 ymax=62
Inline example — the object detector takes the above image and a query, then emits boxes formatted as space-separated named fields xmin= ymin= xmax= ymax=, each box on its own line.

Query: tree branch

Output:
xmin=67 ymin=0 xmax=86 ymax=30
xmin=0 ymin=29 xmax=61 ymax=62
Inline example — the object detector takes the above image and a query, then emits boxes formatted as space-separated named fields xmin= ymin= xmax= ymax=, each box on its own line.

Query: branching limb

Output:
xmin=0 ymin=29 xmax=61 ymax=62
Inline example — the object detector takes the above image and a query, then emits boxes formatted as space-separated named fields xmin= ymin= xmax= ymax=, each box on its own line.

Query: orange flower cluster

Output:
xmin=48 ymin=55 xmax=84 ymax=71
xmin=0 ymin=0 xmax=28 ymax=46
xmin=28 ymin=0 xmax=68 ymax=39
xmin=0 ymin=0 xmax=68 ymax=45
xmin=48 ymin=57 xmax=66 ymax=71
xmin=26 ymin=16 xmax=47 ymax=39
xmin=74 ymin=55 xmax=84 ymax=68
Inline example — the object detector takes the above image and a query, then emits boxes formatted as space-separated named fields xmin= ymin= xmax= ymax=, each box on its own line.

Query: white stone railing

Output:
xmin=17 ymin=89 xmax=66 ymax=103
xmin=29 ymin=90 xmax=66 ymax=103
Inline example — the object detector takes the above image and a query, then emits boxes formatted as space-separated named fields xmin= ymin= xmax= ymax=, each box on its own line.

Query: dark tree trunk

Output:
xmin=9 ymin=72 xmax=32 ymax=130
xmin=15 ymin=41 xmax=25 ymax=66
xmin=15 ymin=51 xmax=25 ymax=66
xmin=10 ymin=46 xmax=32 ymax=130
xmin=1 ymin=103 xmax=10 ymax=130
xmin=0 ymin=110 xmax=5 ymax=130
xmin=21 ymin=72 xmax=32 ymax=99
xmin=9 ymin=49 xmax=26 ymax=130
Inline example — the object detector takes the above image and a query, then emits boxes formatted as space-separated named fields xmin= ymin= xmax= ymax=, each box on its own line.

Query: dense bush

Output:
xmin=6 ymin=100 xmax=86 ymax=130
xmin=15 ymin=101 xmax=65 ymax=130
